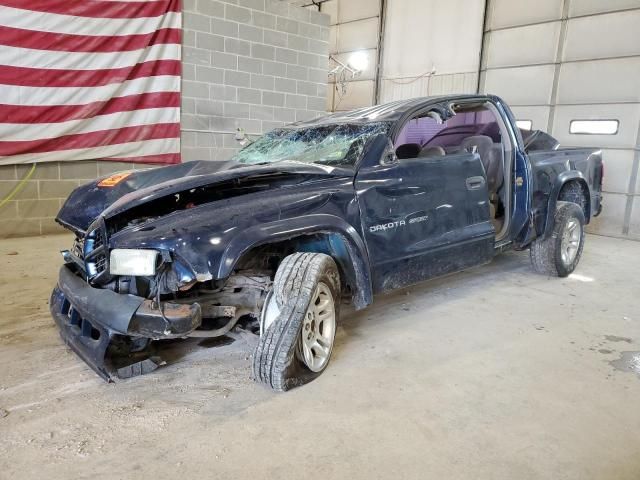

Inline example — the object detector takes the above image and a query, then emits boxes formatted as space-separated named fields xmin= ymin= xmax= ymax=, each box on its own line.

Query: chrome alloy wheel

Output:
xmin=260 ymin=290 xmax=280 ymax=336
xmin=298 ymin=282 xmax=336 ymax=372
xmin=561 ymin=218 xmax=581 ymax=265
xmin=259 ymin=282 xmax=336 ymax=373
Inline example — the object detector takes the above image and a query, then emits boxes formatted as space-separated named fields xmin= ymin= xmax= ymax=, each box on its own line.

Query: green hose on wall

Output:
xmin=0 ymin=164 xmax=37 ymax=210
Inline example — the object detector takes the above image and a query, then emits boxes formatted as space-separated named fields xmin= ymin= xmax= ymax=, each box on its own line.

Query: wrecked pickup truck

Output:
xmin=51 ymin=94 xmax=603 ymax=390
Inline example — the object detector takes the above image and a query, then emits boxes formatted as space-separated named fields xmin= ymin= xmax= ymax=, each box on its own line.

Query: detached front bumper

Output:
xmin=50 ymin=265 xmax=202 ymax=381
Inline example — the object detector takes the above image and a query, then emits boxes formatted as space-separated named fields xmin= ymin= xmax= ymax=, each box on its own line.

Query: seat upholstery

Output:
xmin=460 ymin=135 xmax=503 ymax=194
xmin=395 ymin=143 xmax=421 ymax=159
xmin=418 ymin=145 xmax=446 ymax=157
xmin=478 ymin=122 xmax=501 ymax=143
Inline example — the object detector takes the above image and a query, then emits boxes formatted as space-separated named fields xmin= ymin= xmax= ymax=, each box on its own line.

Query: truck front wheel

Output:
xmin=253 ymin=253 xmax=340 ymax=391
xmin=530 ymin=201 xmax=585 ymax=277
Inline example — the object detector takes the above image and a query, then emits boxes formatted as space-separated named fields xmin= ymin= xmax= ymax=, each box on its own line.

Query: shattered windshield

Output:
xmin=232 ymin=122 xmax=390 ymax=167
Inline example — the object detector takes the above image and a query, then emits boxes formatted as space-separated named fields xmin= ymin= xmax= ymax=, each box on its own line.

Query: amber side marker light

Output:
xmin=98 ymin=172 xmax=132 ymax=187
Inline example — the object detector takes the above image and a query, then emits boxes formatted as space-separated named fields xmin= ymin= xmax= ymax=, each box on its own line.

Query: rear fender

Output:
xmin=543 ymin=172 xmax=591 ymax=239
xmin=218 ymin=214 xmax=373 ymax=310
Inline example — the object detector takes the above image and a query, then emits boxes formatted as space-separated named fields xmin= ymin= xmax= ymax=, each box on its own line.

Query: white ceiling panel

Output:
xmin=569 ymin=0 xmax=640 ymax=17
xmin=586 ymin=192 xmax=627 ymax=235
xmin=485 ymin=21 xmax=561 ymax=68
xmin=630 ymin=197 xmax=640 ymax=239
xmin=508 ymin=105 xmax=551 ymax=130
xmin=563 ymin=10 xmax=640 ymax=61
xmin=428 ymin=72 xmax=478 ymax=95
xmin=551 ymin=104 xmax=640 ymax=149
xmin=382 ymin=0 xmax=484 ymax=77
xmin=380 ymin=77 xmax=429 ymax=103
xmin=483 ymin=65 xmax=555 ymax=105
xmin=597 ymin=148 xmax=636 ymax=193
xmin=336 ymin=17 xmax=379 ymax=52
xmin=329 ymin=25 xmax=338 ymax=53
xmin=325 ymin=82 xmax=334 ymax=111
xmin=321 ymin=0 xmax=338 ymax=25
xmin=333 ymin=79 xmax=374 ymax=110
xmin=338 ymin=0 xmax=380 ymax=23
xmin=381 ymin=73 xmax=478 ymax=103
xmin=487 ymin=0 xmax=562 ymax=30
xmin=557 ymin=57 xmax=640 ymax=104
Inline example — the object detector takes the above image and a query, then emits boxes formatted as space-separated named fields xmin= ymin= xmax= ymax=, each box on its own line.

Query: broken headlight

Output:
xmin=110 ymin=249 xmax=159 ymax=276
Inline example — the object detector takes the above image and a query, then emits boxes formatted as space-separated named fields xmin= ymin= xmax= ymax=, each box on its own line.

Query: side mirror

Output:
xmin=359 ymin=134 xmax=397 ymax=168
xmin=381 ymin=140 xmax=398 ymax=165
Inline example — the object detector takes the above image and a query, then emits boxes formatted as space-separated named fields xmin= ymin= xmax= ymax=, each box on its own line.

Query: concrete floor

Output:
xmin=0 ymin=233 xmax=639 ymax=479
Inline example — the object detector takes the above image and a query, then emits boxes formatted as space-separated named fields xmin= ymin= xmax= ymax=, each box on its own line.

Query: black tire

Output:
xmin=558 ymin=181 xmax=587 ymax=214
xmin=253 ymin=253 xmax=340 ymax=392
xmin=530 ymin=201 xmax=585 ymax=277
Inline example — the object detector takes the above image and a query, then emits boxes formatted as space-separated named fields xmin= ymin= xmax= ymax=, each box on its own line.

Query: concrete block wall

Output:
xmin=0 ymin=161 xmax=152 ymax=237
xmin=181 ymin=0 xmax=330 ymax=161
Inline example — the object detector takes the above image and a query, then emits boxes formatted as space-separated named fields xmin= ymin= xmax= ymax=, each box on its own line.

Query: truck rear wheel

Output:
xmin=253 ymin=253 xmax=340 ymax=391
xmin=530 ymin=201 xmax=585 ymax=277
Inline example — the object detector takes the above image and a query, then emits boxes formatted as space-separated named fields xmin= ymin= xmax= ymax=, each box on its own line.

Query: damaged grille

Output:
xmin=92 ymin=228 xmax=104 ymax=250
xmin=83 ymin=218 xmax=110 ymax=283
xmin=94 ymin=253 xmax=107 ymax=273
xmin=71 ymin=237 xmax=84 ymax=259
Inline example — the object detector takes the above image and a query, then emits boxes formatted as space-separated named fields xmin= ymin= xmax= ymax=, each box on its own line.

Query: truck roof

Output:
xmin=292 ymin=94 xmax=494 ymax=126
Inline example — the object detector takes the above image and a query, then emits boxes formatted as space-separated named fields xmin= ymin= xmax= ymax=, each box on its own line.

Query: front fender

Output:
xmin=107 ymin=181 xmax=371 ymax=306
xmin=219 ymin=214 xmax=373 ymax=309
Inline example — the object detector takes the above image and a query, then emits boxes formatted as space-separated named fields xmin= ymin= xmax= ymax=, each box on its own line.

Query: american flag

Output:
xmin=0 ymin=0 xmax=182 ymax=166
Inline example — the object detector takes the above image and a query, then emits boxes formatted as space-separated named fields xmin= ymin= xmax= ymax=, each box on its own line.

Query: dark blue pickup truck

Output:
xmin=51 ymin=94 xmax=603 ymax=390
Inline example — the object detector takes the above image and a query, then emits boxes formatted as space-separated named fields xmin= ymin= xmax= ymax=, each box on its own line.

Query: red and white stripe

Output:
xmin=0 ymin=0 xmax=181 ymax=165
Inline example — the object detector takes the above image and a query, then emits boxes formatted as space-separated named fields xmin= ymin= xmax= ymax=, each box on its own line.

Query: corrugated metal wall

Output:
xmin=379 ymin=0 xmax=485 ymax=102
xmin=480 ymin=0 xmax=640 ymax=239
xmin=319 ymin=0 xmax=485 ymax=109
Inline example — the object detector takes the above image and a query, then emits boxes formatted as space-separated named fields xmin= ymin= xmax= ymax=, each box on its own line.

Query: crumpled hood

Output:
xmin=56 ymin=160 xmax=350 ymax=233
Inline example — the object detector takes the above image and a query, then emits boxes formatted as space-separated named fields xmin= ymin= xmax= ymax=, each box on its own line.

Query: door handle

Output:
xmin=465 ymin=176 xmax=485 ymax=190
